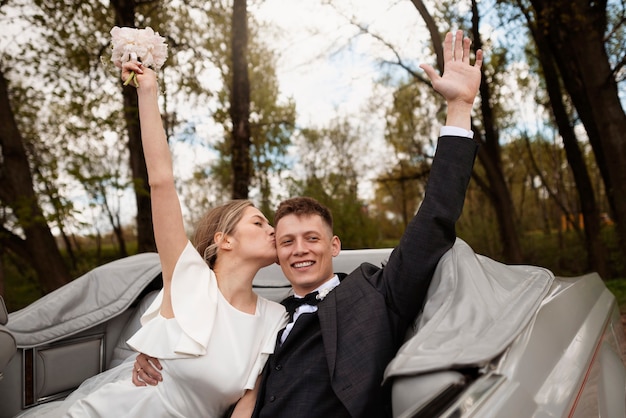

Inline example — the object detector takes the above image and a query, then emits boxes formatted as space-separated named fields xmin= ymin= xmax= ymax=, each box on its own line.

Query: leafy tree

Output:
xmin=286 ymin=120 xmax=379 ymax=249
xmin=373 ymin=77 xmax=434 ymax=234
xmin=467 ymin=0 xmax=524 ymax=263
xmin=210 ymin=11 xmax=296 ymax=211
xmin=0 ymin=70 xmax=70 ymax=294
xmin=26 ymin=109 xmax=83 ymax=270
xmin=517 ymin=0 xmax=626 ymax=261
xmin=67 ymin=139 xmax=131 ymax=259
xmin=365 ymin=0 xmax=525 ymax=262
xmin=0 ymin=0 xmax=250 ymax=294
xmin=521 ymin=18 xmax=609 ymax=277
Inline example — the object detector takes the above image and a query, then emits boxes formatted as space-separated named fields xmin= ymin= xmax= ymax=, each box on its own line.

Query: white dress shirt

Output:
xmin=440 ymin=126 xmax=474 ymax=138
xmin=280 ymin=275 xmax=341 ymax=344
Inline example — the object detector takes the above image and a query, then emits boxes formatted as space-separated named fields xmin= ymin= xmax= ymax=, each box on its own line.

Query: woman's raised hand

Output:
xmin=121 ymin=61 xmax=157 ymax=89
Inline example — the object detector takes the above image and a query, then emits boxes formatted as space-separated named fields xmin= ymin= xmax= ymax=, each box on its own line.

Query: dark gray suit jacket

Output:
xmin=255 ymin=135 xmax=478 ymax=418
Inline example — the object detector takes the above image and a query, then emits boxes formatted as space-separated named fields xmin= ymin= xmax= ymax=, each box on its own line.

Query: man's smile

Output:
xmin=292 ymin=261 xmax=315 ymax=269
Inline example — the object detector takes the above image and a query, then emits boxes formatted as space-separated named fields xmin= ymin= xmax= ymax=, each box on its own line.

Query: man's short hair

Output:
xmin=274 ymin=197 xmax=333 ymax=231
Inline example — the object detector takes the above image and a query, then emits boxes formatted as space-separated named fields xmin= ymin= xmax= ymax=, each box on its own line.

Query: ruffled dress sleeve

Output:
xmin=243 ymin=299 xmax=288 ymax=389
xmin=127 ymin=241 xmax=218 ymax=358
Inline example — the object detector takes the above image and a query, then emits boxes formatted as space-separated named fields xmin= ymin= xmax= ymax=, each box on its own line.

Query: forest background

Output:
xmin=1 ymin=0 xmax=626 ymax=313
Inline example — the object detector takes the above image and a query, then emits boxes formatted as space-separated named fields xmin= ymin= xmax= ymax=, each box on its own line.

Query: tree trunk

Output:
xmin=471 ymin=2 xmax=524 ymax=263
xmin=124 ymin=88 xmax=155 ymax=252
xmin=526 ymin=12 xmax=608 ymax=277
xmin=230 ymin=0 xmax=251 ymax=199
xmin=409 ymin=0 xmax=444 ymax=72
xmin=529 ymin=0 xmax=626 ymax=261
xmin=0 ymin=70 xmax=70 ymax=293
xmin=112 ymin=0 xmax=156 ymax=253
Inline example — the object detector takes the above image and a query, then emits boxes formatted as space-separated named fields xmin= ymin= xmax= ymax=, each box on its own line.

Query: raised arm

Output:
xmin=121 ymin=62 xmax=187 ymax=318
xmin=382 ymin=30 xmax=483 ymax=320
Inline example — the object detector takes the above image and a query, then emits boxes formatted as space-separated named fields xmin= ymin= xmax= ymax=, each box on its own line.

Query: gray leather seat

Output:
xmin=0 ymin=296 xmax=16 ymax=382
xmin=109 ymin=290 xmax=159 ymax=368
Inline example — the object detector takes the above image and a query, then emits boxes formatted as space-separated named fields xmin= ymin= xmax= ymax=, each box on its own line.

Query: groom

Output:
xmin=134 ymin=30 xmax=483 ymax=417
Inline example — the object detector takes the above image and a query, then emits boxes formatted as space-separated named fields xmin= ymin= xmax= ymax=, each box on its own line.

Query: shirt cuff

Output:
xmin=440 ymin=126 xmax=474 ymax=139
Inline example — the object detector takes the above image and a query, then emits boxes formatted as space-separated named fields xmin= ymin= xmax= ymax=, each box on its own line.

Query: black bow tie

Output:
xmin=281 ymin=291 xmax=322 ymax=320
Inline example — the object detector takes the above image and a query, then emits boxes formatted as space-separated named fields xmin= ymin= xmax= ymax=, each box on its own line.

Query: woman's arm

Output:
xmin=121 ymin=62 xmax=187 ymax=318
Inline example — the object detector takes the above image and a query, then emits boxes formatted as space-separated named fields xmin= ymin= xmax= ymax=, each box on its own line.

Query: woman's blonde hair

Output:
xmin=193 ymin=200 xmax=254 ymax=269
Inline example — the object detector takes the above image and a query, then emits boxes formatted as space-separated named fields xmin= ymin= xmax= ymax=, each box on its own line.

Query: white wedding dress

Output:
xmin=21 ymin=241 xmax=287 ymax=418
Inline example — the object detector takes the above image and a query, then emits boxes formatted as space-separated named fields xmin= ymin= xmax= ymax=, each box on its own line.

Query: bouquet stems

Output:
xmin=123 ymin=71 xmax=139 ymax=87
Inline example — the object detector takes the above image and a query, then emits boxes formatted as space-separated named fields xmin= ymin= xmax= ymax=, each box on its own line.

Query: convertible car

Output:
xmin=0 ymin=238 xmax=624 ymax=417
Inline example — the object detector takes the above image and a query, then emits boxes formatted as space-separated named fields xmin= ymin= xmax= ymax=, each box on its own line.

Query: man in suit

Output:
xmin=134 ymin=29 xmax=483 ymax=417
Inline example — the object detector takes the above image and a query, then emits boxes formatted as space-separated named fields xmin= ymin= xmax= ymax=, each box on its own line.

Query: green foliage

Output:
xmin=2 ymin=253 xmax=42 ymax=313
xmin=460 ymin=217 xmax=626 ymax=280
xmin=283 ymin=119 xmax=381 ymax=249
xmin=606 ymin=279 xmax=626 ymax=313
xmin=288 ymin=176 xmax=380 ymax=249
xmin=456 ymin=188 xmax=503 ymax=258
xmin=209 ymin=17 xmax=296 ymax=207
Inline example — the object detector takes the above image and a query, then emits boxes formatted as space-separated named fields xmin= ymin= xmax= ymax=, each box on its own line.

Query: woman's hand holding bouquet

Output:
xmin=110 ymin=26 xmax=168 ymax=87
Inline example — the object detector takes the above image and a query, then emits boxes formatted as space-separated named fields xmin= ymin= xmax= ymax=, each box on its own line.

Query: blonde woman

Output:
xmin=28 ymin=62 xmax=287 ymax=418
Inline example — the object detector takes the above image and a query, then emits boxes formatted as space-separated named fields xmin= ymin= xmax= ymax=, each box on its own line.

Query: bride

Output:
xmin=18 ymin=60 xmax=287 ymax=418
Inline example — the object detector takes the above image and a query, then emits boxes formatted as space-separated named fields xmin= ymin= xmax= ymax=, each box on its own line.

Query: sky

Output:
xmin=169 ymin=0 xmax=441 ymax=208
xmin=250 ymin=0 xmax=431 ymax=127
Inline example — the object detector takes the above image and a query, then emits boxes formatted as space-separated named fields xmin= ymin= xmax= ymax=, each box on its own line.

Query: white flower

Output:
xmin=110 ymin=26 xmax=168 ymax=86
xmin=316 ymin=287 xmax=333 ymax=301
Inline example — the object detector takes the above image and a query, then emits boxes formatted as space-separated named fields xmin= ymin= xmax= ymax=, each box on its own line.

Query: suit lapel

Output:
xmin=317 ymin=290 xmax=338 ymax=377
xmin=318 ymin=273 xmax=362 ymax=380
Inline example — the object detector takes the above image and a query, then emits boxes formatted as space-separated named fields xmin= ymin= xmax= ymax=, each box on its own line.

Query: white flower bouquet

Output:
xmin=110 ymin=26 xmax=168 ymax=87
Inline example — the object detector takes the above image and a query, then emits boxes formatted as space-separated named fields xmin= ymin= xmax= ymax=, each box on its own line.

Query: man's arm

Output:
xmin=132 ymin=353 xmax=163 ymax=386
xmin=382 ymin=30 xmax=483 ymax=320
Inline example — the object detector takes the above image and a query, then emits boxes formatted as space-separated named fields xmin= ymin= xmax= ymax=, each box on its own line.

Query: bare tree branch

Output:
xmin=409 ymin=0 xmax=444 ymax=71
